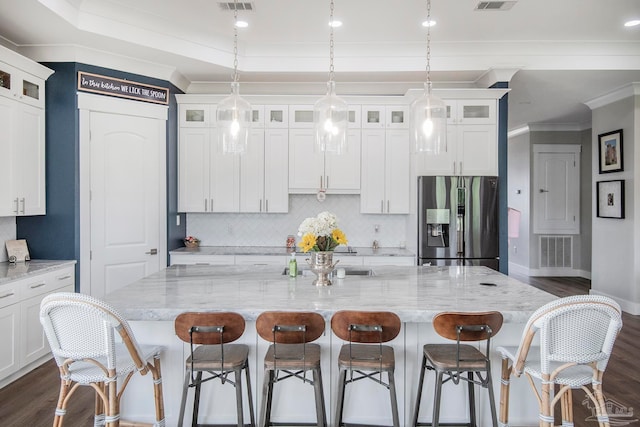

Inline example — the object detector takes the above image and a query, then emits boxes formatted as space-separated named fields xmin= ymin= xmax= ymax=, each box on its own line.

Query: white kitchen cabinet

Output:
xmin=360 ymin=129 xmax=410 ymax=214
xmin=178 ymin=128 xmax=240 ymax=213
xmin=235 ymin=255 xmax=288 ymax=266
xmin=240 ymin=129 xmax=289 ymax=213
xmin=0 ymin=265 xmax=75 ymax=386
xmin=265 ymin=105 xmax=288 ymax=128
xmin=363 ymin=256 xmax=415 ymax=266
xmin=178 ymin=104 xmax=215 ymax=128
xmin=416 ymin=99 xmax=498 ymax=176
xmin=0 ymin=61 xmax=46 ymax=109
xmin=288 ymin=105 xmax=314 ymax=128
xmin=0 ymin=96 xmax=46 ymax=216
xmin=170 ymin=254 xmax=235 ymax=265
xmin=251 ymin=105 xmax=265 ymax=128
xmin=361 ymin=105 xmax=409 ymax=129
xmin=288 ymin=128 xmax=360 ymax=194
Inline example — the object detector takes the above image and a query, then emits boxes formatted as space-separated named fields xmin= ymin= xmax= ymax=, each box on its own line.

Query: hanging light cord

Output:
xmin=233 ymin=0 xmax=239 ymax=84
xmin=329 ymin=0 xmax=335 ymax=83
xmin=426 ymin=0 xmax=432 ymax=95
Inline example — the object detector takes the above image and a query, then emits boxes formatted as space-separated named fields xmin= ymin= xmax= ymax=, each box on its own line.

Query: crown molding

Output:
xmin=584 ymin=82 xmax=640 ymax=110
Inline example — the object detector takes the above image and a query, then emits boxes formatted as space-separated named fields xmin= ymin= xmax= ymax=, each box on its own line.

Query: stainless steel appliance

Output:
xmin=418 ymin=176 xmax=499 ymax=270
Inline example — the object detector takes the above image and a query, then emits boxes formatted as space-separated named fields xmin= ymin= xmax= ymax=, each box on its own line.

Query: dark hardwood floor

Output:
xmin=1 ymin=276 xmax=638 ymax=427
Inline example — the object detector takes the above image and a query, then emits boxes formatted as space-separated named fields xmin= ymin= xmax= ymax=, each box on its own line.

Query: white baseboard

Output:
xmin=508 ymin=262 xmax=591 ymax=279
xmin=590 ymin=289 xmax=640 ymax=315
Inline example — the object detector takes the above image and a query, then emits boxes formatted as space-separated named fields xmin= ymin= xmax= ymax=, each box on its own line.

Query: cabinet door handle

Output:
xmin=210 ymin=199 xmax=214 ymax=211
xmin=20 ymin=198 xmax=25 ymax=214
xmin=260 ymin=199 xmax=262 ymax=212
xmin=14 ymin=198 xmax=19 ymax=214
xmin=320 ymin=176 xmax=323 ymax=190
xmin=0 ymin=292 xmax=15 ymax=299
xmin=266 ymin=199 xmax=269 ymax=212
xmin=30 ymin=282 xmax=46 ymax=289
xmin=380 ymin=200 xmax=384 ymax=213
xmin=204 ymin=198 xmax=208 ymax=212
xmin=459 ymin=162 xmax=463 ymax=175
xmin=326 ymin=176 xmax=329 ymax=189
xmin=453 ymin=162 xmax=456 ymax=175
xmin=387 ymin=200 xmax=390 ymax=213
xmin=57 ymin=275 xmax=72 ymax=280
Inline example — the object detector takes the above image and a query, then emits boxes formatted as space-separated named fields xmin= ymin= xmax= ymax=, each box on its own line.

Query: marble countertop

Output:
xmin=103 ymin=265 xmax=556 ymax=323
xmin=170 ymin=246 xmax=415 ymax=257
xmin=0 ymin=260 xmax=77 ymax=285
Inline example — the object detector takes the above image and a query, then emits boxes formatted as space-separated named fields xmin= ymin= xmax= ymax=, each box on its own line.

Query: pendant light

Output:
xmin=217 ymin=0 xmax=251 ymax=155
xmin=314 ymin=0 xmax=348 ymax=154
xmin=410 ymin=0 xmax=447 ymax=154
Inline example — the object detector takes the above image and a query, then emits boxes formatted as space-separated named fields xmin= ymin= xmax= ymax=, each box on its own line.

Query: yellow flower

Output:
xmin=332 ymin=229 xmax=348 ymax=245
xmin=299 ymin=233 xmax=317 ymax=253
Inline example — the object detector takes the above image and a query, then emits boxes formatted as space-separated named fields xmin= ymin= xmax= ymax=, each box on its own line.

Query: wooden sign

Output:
xmin=77 ymin=71 xmax=169 ymax=105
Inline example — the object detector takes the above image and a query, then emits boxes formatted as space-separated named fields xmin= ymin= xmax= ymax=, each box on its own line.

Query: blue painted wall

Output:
xmin=16 ymin=63 xmax=185 ymax=289
xmin=491 ymin=81 xmax=509 ymax=274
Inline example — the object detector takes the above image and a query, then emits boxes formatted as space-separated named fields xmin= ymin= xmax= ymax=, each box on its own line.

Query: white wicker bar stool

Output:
xmin=497 ymin=295 xmax=623 ymax=427
xmin=174 ymin=312 xmax=255 ymax=427
xmin=256 ymin=311 xmax=327 ymax=427
xmin=39 ymin=292 xmax=165 ymax=427
xmin=331 ymin=310 xmax=402 ymax=427
xmin=411 ymin=311 xmax=503 ymax=427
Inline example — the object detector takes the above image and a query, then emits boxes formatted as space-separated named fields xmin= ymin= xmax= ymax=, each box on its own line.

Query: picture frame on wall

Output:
xmin=598 ymin=129 xmax=623 ymax=173
xmin=596 ymin=179 xmax=625 ymax=219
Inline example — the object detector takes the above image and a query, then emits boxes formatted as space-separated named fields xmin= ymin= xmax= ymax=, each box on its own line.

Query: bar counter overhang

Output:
xmin=104 ymin=265 xmax=555 ymax=426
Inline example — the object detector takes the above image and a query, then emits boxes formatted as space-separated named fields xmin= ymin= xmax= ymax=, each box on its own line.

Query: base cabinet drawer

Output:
xmin=0 ymin=265 xmax=76 ymax=386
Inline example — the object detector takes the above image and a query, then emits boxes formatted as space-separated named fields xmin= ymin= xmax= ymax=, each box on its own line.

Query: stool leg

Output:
xmin=388 ymin=369 xmax=400 ymax=427
xmin=94 ymin=382 xmax=106 ymax=427
xmin=149 ymin=356 xmax=165 ymax=427
xmin=334 ymin=368 xmax=347 ymax=427
xmin=499 ymin=358 xmax=511 ymax=427
xmin=260 ymin=369 xmax=274 ymax=427
xmin=468 ymin=371 xmax=476 ymax=427
xmin=244 ymin=360 xmax=256 ymax=427
xmin=178 ymin=371 xmax=190 ymax=427
xmin=235 ymin=367 xmax=245 ymax=427
xmin=193 ymin=371 xmax=203 ymax=427
xmin=412 ymin=354 xmax=427 ymax=427
xmin=485 ymin=369 xmax=499 ymax=427
xmin=560 ymin=389 xmax=573 ymax=427
xmin=432 ymin=370 xmax=444 ymax=427
xmin=312 ymin=367 xmax=327 ymax=427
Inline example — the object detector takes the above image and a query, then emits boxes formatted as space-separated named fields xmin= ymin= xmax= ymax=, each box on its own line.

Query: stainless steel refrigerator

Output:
xmin=417 ymin=176 xmax=499 ymax=270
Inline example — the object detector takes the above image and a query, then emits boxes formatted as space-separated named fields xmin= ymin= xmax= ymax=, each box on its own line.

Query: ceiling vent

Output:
xmin=475 ymin=1 xmax=517 ymax=11
xmin=218 ymin=2 xmax=254 ymax=11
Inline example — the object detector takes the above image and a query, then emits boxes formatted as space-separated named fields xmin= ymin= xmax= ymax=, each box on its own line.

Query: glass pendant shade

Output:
xmin=217 ymin=82 xmax=252 ymax=154
xmin=314 ymin=81 xmax=348 ymax=154
xmin=411 ymin=83 xmax=447 ymax=154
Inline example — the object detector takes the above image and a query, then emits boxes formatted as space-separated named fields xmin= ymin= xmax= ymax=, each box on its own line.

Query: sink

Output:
xmin=282 ymin=267 xmax=375 ymax=277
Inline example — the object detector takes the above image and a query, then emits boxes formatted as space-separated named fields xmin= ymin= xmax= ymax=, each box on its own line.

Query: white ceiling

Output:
xmin=1 ymin=0 xmax=639 ymax=131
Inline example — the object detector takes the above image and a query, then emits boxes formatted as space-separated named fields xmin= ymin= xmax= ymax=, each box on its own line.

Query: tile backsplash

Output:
xmin=187 ymin=195 xmax=409 ymax=249
xmin=0 ymin=216 xmax=17 ymax=262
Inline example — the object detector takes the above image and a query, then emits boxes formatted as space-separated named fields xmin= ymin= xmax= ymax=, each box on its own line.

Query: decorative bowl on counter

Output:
xmin=183 ymin=236 xmax=200 ymax=248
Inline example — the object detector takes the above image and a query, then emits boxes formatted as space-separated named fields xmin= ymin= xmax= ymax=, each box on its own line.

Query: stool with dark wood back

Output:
xmin=256 ymin=311 xmax=327 ymax=427
xmin=331 ymin=310 xmax=402 ymax=427
xmin=174 ymin=311 xmax=255 ymax=427
xmin=412 ymin=311 xmax=503 ymax=427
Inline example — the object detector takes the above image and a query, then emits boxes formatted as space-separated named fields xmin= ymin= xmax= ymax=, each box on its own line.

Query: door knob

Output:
xmin=145 ymin=249 xmax=158 ymax=255
xmin=539 ymin=189 xmax=549 ymax=193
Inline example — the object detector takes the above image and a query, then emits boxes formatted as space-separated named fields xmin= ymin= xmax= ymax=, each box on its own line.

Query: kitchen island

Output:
xmin=104 ymin=265 xmax=555 ymax=426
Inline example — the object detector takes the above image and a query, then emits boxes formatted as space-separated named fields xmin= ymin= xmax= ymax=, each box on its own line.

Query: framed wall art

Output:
xmin=596 ymin=179 xmax=625 ymax=219
xmin=598 ymin=129 xmax=623 ymax=174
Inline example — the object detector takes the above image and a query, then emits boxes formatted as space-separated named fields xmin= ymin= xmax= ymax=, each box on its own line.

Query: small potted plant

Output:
xmin=183 ymin=236 xmax=200 ymax=248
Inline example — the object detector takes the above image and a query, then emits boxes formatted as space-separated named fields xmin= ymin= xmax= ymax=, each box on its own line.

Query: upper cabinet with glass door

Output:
xmin=0 ymin=61 xmax=47 ymax=109
xmin=445 ymin=99 xmax=496 ymax=125
xmin=361 ymin=105 xmax=409 ymax=129
xmin=179 ymin=104 xmax=216 ymax=127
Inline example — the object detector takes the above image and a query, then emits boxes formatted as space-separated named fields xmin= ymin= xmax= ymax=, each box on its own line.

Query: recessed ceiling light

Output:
xmin=235 ymin=20 xmax=249 ymax=28
xmin=329 ymin=20 xmax=342 ymax=28
xmin=624 ymin=19 xmax=640 ymax=27
xmin=422 ymin=19 xmax=436 ymax=27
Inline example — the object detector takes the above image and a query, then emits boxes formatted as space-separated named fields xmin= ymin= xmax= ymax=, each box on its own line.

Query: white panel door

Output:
xmin=458 ymin=124 xmax=497 ymax=176
xmin=360 ymin=130 xmax=386 ymax=213
xmin=533 ymin=148 xmax=580 ymax=234
xmin=240 ymin=129 xmax=266 ymax=213
xmin=90 ymin=112 xmax=162 ymax=298
xmin=325 ymin=129 xmax=361 ymax=192
xmin=178 ymin=128 xmax=210 ymax=212
xmin=288 ymin=128 xmax=324 ymax=192
xmin=0 ymin=97 xmax=15 ymax=216
xmin=263 ymin=129 xmax=289 ymax=212
xmin=16 ymin=104 xmax=46 ymax=215
xmin=385 ymin=130 xmax=410 ymax=214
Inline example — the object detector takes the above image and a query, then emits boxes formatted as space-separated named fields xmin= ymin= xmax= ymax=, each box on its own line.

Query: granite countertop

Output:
xmin=104 ymin=265 xmax=556 ymax=323
xmin=170 ymin=246 xmax=415 ymax=257
xmin=0 ymin=260 xmax=77 ymax=285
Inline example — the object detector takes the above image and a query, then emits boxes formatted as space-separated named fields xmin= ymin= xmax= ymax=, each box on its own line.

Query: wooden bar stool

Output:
xmin=412 ymin=311 xmax=503 ymax=427
xmin=174 ymin=312 xmax=255 ymax=427
xmin=331 ymin=310 xmax=401 ymax=427
xmin=256 ymin=311 xmax=327 ymax=427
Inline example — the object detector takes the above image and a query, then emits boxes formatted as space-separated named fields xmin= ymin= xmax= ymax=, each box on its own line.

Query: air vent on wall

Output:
xmin=475 ymin=1 xmax=517 ymax=11
xmin=218 ymin=2 xmax=254 ymax=11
